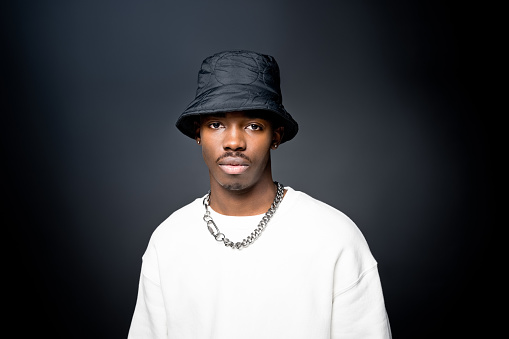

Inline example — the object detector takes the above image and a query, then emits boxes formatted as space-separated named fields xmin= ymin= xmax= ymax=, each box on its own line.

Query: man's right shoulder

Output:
xmin=150 ymin=196 xmax=204 ymax=239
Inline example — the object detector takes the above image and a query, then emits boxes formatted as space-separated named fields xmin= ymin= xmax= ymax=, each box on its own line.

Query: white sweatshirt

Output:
xmin=128 ymin=187 xmax=391 ymax=338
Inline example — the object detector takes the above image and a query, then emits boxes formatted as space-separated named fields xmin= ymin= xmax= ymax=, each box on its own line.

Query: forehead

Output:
xmin=202 ymin=111 xmax=265 ymax=119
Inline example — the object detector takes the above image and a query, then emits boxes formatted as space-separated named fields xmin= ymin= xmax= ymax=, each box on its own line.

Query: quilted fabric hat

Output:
xmin=176 ymin=50 xmax=298 ymax=143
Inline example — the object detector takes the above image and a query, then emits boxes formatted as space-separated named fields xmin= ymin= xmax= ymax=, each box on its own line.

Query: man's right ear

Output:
xmin=194 ymin=121 xmax=201 ymax=145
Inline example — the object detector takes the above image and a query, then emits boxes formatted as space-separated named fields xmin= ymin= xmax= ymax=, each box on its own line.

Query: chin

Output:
xmin=222 ymin=182 xmax=245 ymax=191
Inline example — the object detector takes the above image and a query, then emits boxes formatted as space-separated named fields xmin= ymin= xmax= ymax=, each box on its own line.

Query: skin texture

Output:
xmin=196 ymin=111 xmax=284 ymax=216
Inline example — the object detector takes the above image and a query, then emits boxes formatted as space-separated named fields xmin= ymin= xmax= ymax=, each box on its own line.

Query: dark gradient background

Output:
xmin=2 ymin=1 xmax=495 ymax=338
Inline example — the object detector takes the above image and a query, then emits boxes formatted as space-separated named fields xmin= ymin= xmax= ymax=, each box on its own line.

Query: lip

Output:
xmin=218 ymin=157 xmax=250 ymax=175
xmin=219 ymin=164 xmax=249 ymax=174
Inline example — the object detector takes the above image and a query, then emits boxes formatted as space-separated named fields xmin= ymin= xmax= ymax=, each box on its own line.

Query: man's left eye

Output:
xmin=247 ymin=124 xmax=262 ymax=130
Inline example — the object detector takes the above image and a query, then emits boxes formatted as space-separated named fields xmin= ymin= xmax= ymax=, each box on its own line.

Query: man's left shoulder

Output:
xmin=292 ymin=190 xmax=351 ymax=218
xmin=287 ymin=189 xmax=362 ymax=239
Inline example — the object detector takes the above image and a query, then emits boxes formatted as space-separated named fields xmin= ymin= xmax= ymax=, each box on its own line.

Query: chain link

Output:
xmin=202 ymin=182 xmax=284 ymax=249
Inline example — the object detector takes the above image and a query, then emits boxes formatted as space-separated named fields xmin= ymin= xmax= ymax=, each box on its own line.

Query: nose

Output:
xmin=223 ymin=125 xmax=246 ymax=151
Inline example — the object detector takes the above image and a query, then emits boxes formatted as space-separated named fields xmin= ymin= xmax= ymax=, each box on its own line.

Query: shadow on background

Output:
xmin=2 ymin=0 xmax=495 ymax=338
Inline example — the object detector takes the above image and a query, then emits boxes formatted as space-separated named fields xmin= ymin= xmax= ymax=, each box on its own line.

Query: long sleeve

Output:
xmin=331 ymin=265 xmax=392 ymax=339
xmin=128 ymin=241 xmax=168 ymax=339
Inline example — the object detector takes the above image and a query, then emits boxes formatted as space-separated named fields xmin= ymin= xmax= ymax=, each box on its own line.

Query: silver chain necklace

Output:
xmin=202 ymin=182 xmax=284 ymax=249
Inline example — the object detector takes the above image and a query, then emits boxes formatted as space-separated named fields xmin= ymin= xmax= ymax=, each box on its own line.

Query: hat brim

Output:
xmin=176 ymin=84 xmax=298 ymax=143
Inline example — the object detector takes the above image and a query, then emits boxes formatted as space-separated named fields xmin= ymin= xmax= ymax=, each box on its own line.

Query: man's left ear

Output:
xmin=271 ymin=126 xmax=284 ymax=150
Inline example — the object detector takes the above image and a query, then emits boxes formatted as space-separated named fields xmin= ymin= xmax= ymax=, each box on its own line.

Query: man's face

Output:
xmin=197 ymin=111 xmax=282 ymax=191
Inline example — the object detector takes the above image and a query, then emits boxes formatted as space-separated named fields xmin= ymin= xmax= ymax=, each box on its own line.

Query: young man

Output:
xmin=128 ymin=50 xmax=392 ymax=338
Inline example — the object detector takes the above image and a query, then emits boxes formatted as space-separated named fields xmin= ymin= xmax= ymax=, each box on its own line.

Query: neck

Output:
xmin=209 ymin=177 xmax=277 ymax=216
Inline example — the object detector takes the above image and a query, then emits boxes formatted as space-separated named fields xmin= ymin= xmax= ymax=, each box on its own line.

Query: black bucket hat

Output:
xmin=176 ymin=50 xmax=298 ymax=143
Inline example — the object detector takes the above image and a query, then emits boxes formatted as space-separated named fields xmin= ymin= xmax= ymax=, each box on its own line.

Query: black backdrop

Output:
xmin=2 ymin=1 xmax=495 ymax=338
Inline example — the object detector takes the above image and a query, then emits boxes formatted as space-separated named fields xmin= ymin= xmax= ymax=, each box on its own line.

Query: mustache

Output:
xmin=216 ymin=152 xmax=251 ymax=163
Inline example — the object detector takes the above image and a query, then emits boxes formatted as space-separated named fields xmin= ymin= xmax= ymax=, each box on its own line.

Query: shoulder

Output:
xmin=282 ymin=187 xmax=377 ymax=276
xmin=149 ymin=195 xmax=205 ymax=244
xmin=284 ymin=188 xmax=363 ymax=241
xmin=293 ymin=189 xmax=349 ymax=218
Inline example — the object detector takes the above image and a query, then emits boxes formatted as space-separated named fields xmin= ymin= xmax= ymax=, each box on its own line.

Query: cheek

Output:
xmin=201 ymin=142 xmax=222 ymax=169
xmin=201 ymin=145 xmax=213 ymax=163
xmin=252 ymin=140 xmax=273 ymax=164
xmin=260 ymin=138 xmax=273 ymax=152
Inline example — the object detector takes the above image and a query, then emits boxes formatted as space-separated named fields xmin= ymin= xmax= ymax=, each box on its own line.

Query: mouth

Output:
xmin=218 ymin=157 xmax=250 ymax=175
xmin=219 ymin=164 xmax=249 ymax=174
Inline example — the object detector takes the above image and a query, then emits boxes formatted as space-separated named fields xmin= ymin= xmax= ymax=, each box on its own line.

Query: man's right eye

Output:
xmin=209 ymin=122 xmax=222 ymax=129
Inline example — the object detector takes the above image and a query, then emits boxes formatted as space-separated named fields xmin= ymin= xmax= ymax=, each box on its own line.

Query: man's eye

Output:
xmin=209 ymin=122 xmax=222 ymax=129
xmin=247 ymin=124 xmax=262 ymax=131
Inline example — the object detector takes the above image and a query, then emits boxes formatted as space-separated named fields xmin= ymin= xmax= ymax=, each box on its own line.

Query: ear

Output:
xmin=194 ymin=121 xmax=201 ymax=145
xmin=270 ymin=126 xmax=284 ymax=150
